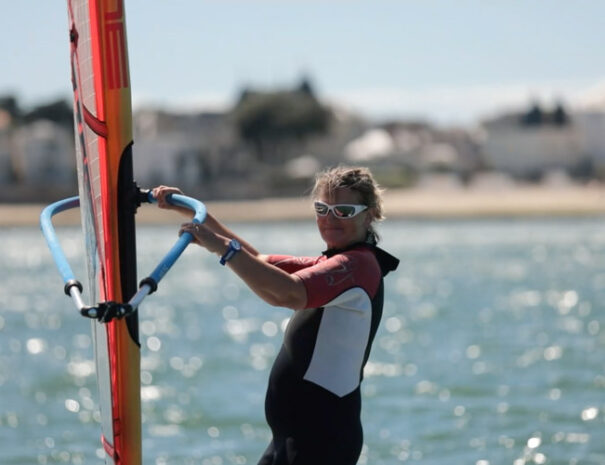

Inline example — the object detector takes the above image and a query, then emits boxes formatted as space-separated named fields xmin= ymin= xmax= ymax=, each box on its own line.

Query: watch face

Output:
xmin=232 ymin=239 xmax=241 ymax=250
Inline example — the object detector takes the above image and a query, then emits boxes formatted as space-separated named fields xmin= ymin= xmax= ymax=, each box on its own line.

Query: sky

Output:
xmin=2 ymin=0 xmax=605 ymax=127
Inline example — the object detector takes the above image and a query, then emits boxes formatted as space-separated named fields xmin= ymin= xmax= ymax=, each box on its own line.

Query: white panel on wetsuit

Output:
xmin=303 ymin=287 xmax=372 ymax=397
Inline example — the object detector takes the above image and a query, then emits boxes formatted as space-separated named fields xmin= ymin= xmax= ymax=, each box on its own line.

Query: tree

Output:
xmin=551 ymin=103 xmax=569 ymax=126
xmin=521 ymin=103 xmax=543 ymax=127
xmin=23 ymin=99 xmax=73 ymax=128
xmin=0 ymin=95 xmax=20 ymax=121
xmin=231 ymin=80 xmax=330 ymax=162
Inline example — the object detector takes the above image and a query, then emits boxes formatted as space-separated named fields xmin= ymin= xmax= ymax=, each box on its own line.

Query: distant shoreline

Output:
xmin=2 ymin=184 xmax=605 ymax=227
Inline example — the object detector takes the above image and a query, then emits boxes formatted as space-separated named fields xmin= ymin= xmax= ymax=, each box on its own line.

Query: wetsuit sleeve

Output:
xmin=294 ymin=251 xmax=381 ymax=309
xmin=265 ymin=254 xmax=321 ymax=274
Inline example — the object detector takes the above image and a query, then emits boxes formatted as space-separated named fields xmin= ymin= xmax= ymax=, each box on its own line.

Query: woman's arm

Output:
xmin=202 ymin=212 xmax=260 ymax=256
xmin=229 ymin=248 xmax=307 ymax=310
xmin=180 ymin=222 xmax=307 ymax=310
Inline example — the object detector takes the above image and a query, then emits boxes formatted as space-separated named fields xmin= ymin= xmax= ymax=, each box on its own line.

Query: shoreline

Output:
xmin=2 ymin=185 xmax=605 ymax=227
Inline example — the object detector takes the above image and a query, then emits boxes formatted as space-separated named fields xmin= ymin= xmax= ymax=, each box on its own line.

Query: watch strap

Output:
xmin=220 ymin=239 xmax=241 ymax=265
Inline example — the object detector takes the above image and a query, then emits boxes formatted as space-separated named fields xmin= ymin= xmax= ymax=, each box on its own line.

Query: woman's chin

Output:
xmin=322 ymin=235 xmax=347 ymax=250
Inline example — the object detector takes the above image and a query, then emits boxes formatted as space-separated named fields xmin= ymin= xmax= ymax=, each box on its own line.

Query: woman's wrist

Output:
xmin=209 ymin=234 xmax=231 ymax=257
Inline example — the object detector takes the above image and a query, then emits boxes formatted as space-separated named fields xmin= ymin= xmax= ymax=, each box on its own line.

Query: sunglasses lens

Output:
xmin=314 ymin=202 xmax=329 ymax=216
xmin=333 ymin=205 xmax=356 ymax=218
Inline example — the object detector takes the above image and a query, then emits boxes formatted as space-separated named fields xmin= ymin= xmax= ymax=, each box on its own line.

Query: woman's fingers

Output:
xmin=179 ymin=222 xmax=202 ymax=244
xmin=153 ymin=185 xmax=183 ymax=209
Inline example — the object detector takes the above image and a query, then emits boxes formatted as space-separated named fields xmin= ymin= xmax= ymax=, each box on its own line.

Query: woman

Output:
xmin=153 ymin=166 xmax=399 ymax=465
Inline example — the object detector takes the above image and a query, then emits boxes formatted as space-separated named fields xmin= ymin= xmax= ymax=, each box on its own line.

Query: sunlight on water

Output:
xmin=2 ymin=219 xmax=605 ymax=464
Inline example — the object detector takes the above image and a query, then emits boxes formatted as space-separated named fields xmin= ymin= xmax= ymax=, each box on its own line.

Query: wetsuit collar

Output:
xmin=322 ymin=241 xmax=400 ymax=277
xmin=321 ymin=241 xmax=366 ymax=258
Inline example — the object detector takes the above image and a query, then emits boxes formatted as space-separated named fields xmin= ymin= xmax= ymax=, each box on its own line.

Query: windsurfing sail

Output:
xmin=39 ymin=3 xmax=208 ymax=463
xmin=67 ymin=1 xmax=139 ymax=463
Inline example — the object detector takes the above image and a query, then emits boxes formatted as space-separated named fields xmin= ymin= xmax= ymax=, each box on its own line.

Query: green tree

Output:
xmin=0 ymin=95 xmax=20 ymax=121
xmin=232 ymin=79 xmax=330 ymax=162
xmin=24 ymin=99 xmax=73 ymax=128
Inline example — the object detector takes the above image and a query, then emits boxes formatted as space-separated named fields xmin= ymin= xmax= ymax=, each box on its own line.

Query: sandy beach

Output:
xmin=2 ymin=184 xmax=605 ymax=227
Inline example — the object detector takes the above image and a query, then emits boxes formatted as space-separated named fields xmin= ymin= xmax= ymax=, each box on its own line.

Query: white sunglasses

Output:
xmin=314 ymin=201 xmax=368 ymax=219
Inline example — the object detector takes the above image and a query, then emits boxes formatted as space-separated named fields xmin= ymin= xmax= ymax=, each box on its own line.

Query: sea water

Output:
xmin=1 ymin=217 xmax=604 ymax=465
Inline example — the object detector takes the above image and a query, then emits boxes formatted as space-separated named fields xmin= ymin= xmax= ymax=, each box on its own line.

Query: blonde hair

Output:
xmin=311 ymin=166 xmax=384 ymax=243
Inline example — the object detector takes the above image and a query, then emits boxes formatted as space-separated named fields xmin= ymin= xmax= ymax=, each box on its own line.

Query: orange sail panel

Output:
xmin=67 ymin=1 xmax=141 ymax=464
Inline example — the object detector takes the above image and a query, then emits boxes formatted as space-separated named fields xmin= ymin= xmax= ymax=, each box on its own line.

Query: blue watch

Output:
xmin=220 ymin=239 xmax=241 ymax=265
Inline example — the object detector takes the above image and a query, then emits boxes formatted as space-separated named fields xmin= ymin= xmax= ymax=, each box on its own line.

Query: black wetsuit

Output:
xmin=259 ymin=243 xmax=399 ymax=465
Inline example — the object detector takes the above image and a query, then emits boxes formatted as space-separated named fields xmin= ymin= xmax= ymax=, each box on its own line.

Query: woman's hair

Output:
xmin=311 ymin=165 xmax=384 ymax=243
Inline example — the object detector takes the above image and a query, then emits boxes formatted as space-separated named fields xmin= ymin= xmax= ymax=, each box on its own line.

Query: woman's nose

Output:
xmin=320 ymin=210 xmax=339 ymax=221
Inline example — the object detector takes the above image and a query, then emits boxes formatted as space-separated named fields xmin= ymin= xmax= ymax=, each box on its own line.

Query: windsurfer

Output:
xmin=152 ymin=166 xmax=399 ymax=465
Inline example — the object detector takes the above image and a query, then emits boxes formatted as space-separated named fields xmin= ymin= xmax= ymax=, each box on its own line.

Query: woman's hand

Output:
xmin=151 ymin=185 xmax=193 ymax=218
xmin=152 ymin=185 xmax=183 ymax=209
xmin=179 ymin=222 xmax=226 ymax=255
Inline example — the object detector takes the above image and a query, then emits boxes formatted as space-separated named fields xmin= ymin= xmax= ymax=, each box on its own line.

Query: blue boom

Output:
xmin=40 ymin=191 xmax=207 ymax=321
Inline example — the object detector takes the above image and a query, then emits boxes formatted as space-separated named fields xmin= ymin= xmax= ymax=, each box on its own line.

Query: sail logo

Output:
xmin=105 ymin=2 xmax=128 ymax=89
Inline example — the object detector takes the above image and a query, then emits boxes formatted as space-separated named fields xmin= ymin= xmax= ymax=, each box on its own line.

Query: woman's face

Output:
xmin=316 ymin=187 xmax=372 ymax=250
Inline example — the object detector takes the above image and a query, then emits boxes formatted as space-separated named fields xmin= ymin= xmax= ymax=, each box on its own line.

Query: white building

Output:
xmin=13 ymin=120 xmax=75 ymax=186
xmin=0 ymin=109 xmax=14 ymax=183
xmin=574 ymin=111 xmax=605 ymax=175
xmin=481 ymin=110 xmax=588 ymax=178
xmin=132 ymin=109 xmax=241 ymax=192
